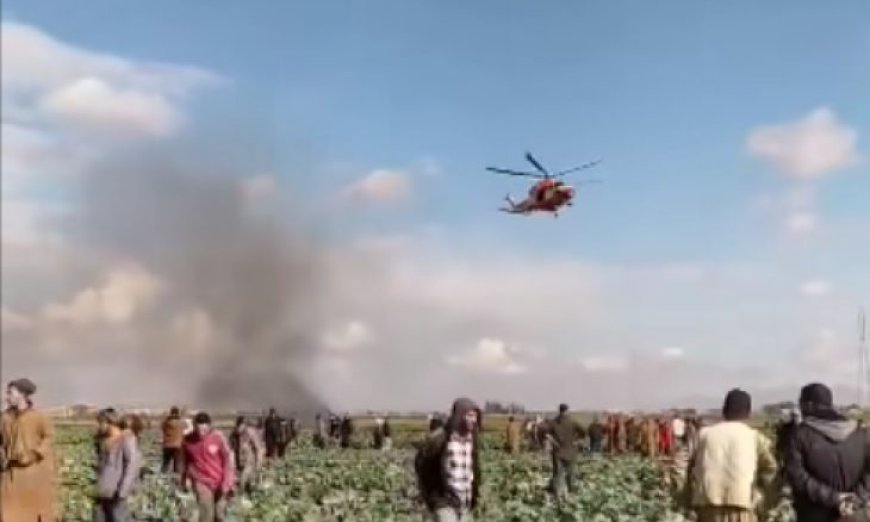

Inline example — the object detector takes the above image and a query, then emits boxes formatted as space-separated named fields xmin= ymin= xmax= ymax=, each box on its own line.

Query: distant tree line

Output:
xmin=483 ymin=401 xmax=526 ymax=414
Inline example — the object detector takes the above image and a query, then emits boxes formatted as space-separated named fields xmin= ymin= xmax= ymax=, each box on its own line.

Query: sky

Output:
xmin=2 ymin=2 xmax=869 ymax=411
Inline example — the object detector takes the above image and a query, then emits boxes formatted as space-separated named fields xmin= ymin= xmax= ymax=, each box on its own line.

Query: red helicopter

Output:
xmin=486 ymin=152 xmax=601 ymax=217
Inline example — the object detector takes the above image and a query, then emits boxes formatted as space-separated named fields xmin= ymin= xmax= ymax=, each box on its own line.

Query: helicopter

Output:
xmin=486 ymin=152 xmax=601 ymax=217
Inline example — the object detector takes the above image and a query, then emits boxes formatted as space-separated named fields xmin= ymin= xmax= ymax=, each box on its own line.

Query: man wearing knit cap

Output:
xmin=785 ymin=382 xmax=869 ymax=522
xmin=1 ymin=378 xmax=57 ymax=522
xmin=687 ymin=388 xmax=777 ymax=522
xmin=414 ymin=397 xmax=483 ymax=521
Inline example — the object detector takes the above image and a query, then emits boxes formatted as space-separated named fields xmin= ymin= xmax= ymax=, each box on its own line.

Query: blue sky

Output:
xmin=2 ymin=2 xmax=868 ymax=408
xmin=6 ymin=0 xmax=868 ymax=262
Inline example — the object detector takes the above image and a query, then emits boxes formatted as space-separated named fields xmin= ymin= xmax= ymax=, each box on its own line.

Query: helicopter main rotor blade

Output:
xmin=486 ymin=167 xmax=543 ymax=178
xmin=525 ymin=152 xmax=550 ymax=177
xmin=573 ymin=179 xmax=603 ymax=185
xmin=554 ymin=159 xmax=602 ymax=177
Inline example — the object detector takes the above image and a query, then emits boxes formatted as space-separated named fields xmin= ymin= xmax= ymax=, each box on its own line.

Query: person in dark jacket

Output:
xmin=414 ymin=398 xmax=482 ymax=522
xmin=286 ymin=417 xmax=299 ymax=449
xmin=382 ymin=417 xmax=393 ymax=450
xmin=547 ymin=403 xmax=587 ymax=500
xmin=329 ymin=414 xmax=341 ymax=441
xmin=313 ymin=414 xmax=327 ymax=449
xmin=429 ymin=414 xmax=445 ymax=433
xmin=587 ymin=416 xmax=606 ymax=454
xmin=340 ymin=415 xmax=354 ymax=449
xmin=775 ymin=409 xmax=800 ymax=467
xmin=263 ymin=408 xmax=287 ymax=458
xmin=785 ymin=383 xmax=869 ymax=522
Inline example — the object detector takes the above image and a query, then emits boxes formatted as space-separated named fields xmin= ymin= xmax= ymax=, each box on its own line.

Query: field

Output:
xmin=56 ymin=423 xmax=801 ymax=522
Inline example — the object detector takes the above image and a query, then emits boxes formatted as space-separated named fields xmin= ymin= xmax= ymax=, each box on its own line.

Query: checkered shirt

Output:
xmin=443 ymin=432 xmax=474 ymax=507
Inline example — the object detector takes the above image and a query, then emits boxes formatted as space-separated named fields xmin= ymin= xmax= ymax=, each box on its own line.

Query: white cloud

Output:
xmin=578 ymin=354 xmax=629 ymax=373
xmin=1 ymin=21 xmax=219 ymax=100
xmin=241 ymin=174 xmax=278 ymax=202
xmin=341 ymin=169 xmax=412 ymax=205
xmin=799 ymin=328 xmax=855 ymax=382
xmin=785 ymin=212 xmax=819 ymax=235
xmin=747 ymin=107 xmax=860 ymax=179
xmin=447 ymin=338 xmax=527 ymax=375
xmin=799 ymin=279 xmax=832 ymax=297
xmin=321 ymin=320 xmax=373 ymax=354
xmin=42 ymin=266 xmax=163 ymax=325
xmin=1 ymin=22 xmax=222 ymax=320
xmin=1 ymin=306 xmax=34 ymax=332
xmin=39 ymin=77 xmax=180 ymax=137
xmin=660 ymin=346 xmax=686 ymax=359
xmin=7 ymin=225 xmax=867 ymax=409
xmin=1 ymin=20 xmax=219 ymax=173
xmin=1 ymin=199 xmax=63 ymax=246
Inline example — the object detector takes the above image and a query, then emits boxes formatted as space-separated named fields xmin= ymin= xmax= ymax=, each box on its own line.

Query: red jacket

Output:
xmin=658 ymin=422 xmax=674 ymax=455
xmin=182 ymin=430 xmax=235 ymax=493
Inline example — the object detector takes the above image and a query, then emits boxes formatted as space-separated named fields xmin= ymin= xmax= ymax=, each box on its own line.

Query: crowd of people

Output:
xmin=0 ymin=377 xmax=867 ymax=522
xmin=414 ymin=386 xmax=869 ymax=522
xmin=499 ymin=409 xmax=700 ymax=458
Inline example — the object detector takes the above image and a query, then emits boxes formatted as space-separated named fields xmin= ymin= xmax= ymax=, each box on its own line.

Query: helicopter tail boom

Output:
xmin=499 ymin=194 xmax=521 ymax=213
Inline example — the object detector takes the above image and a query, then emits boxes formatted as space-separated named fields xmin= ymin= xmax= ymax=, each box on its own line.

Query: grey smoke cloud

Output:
xmin=67 ymin=143 xmax=330 ymax=413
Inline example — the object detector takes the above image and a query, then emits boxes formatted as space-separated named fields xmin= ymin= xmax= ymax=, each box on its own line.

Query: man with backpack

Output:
xmin=785 ymin=383 xmax=869 ymax=522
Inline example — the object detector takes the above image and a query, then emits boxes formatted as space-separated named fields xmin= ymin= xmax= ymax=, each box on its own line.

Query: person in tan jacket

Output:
xmin=687 ymin=389 xmax=778 ymax=522
xmin=161 ymin=406 xmax=185 ymax=473
xmin=505 ymin=416 xmax=522 ymax=454
xmin=0 ymin=378 xmax=57 ymax=522
xmin=640 ymin=417 xmax=660 ymax=458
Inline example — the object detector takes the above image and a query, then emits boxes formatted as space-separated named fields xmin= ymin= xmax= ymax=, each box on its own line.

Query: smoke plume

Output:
xmin=70 ymin=143 xmax=329 ymax=413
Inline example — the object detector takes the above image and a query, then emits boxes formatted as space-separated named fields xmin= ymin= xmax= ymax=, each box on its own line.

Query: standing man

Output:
xmin=0 ymin=378 xmax=57 ymax=522
xmin=382 ymin=416 xmax=393 ymax=450
xmin=505 ymin=415 xmax=522 ymax=455
xmin=429 ymin=414 xmax=445 ymax=434
xmin=229 ymin=416 xmax=265 ymax=497
xmin=181 ymin=412 xmax=236 ymax=522
xmin=94 ymin=408 xmax=142 ymax=522
xmin=587 ymin=416 xmax=606 ymax=454
xmin=658 ymin=418 xmax=675 ymax=457
xmin=340 ymin=414 xmax=354 ymax=449
xmin=373 ymin=418 xmax=386 ymax=449
xmin=785 ymin=383 xmax=869 ymax=522
xmin=775 ymin=409 xmax=800 ymax=468
xmin=161 ymin=406 xmax=185 ymax=473
xmin=672 ymin=415 xmax=686 ymax=449
xmin=263 ymin=408 xmax=286 ymax=458
xmin=546 ymin=403 xmax=586 ymax=501
xmin=687 ymin=389 xmax=778 ymax=522
xmin=415 ymin=398 xmax=483 ymax=522
xmin=329 ymin=414 xmax=341 ymax=443
xmin=314 ymin=414 xmax=327 ymax=448
xmin=286 ymin=417 xmax=299 ymax=450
